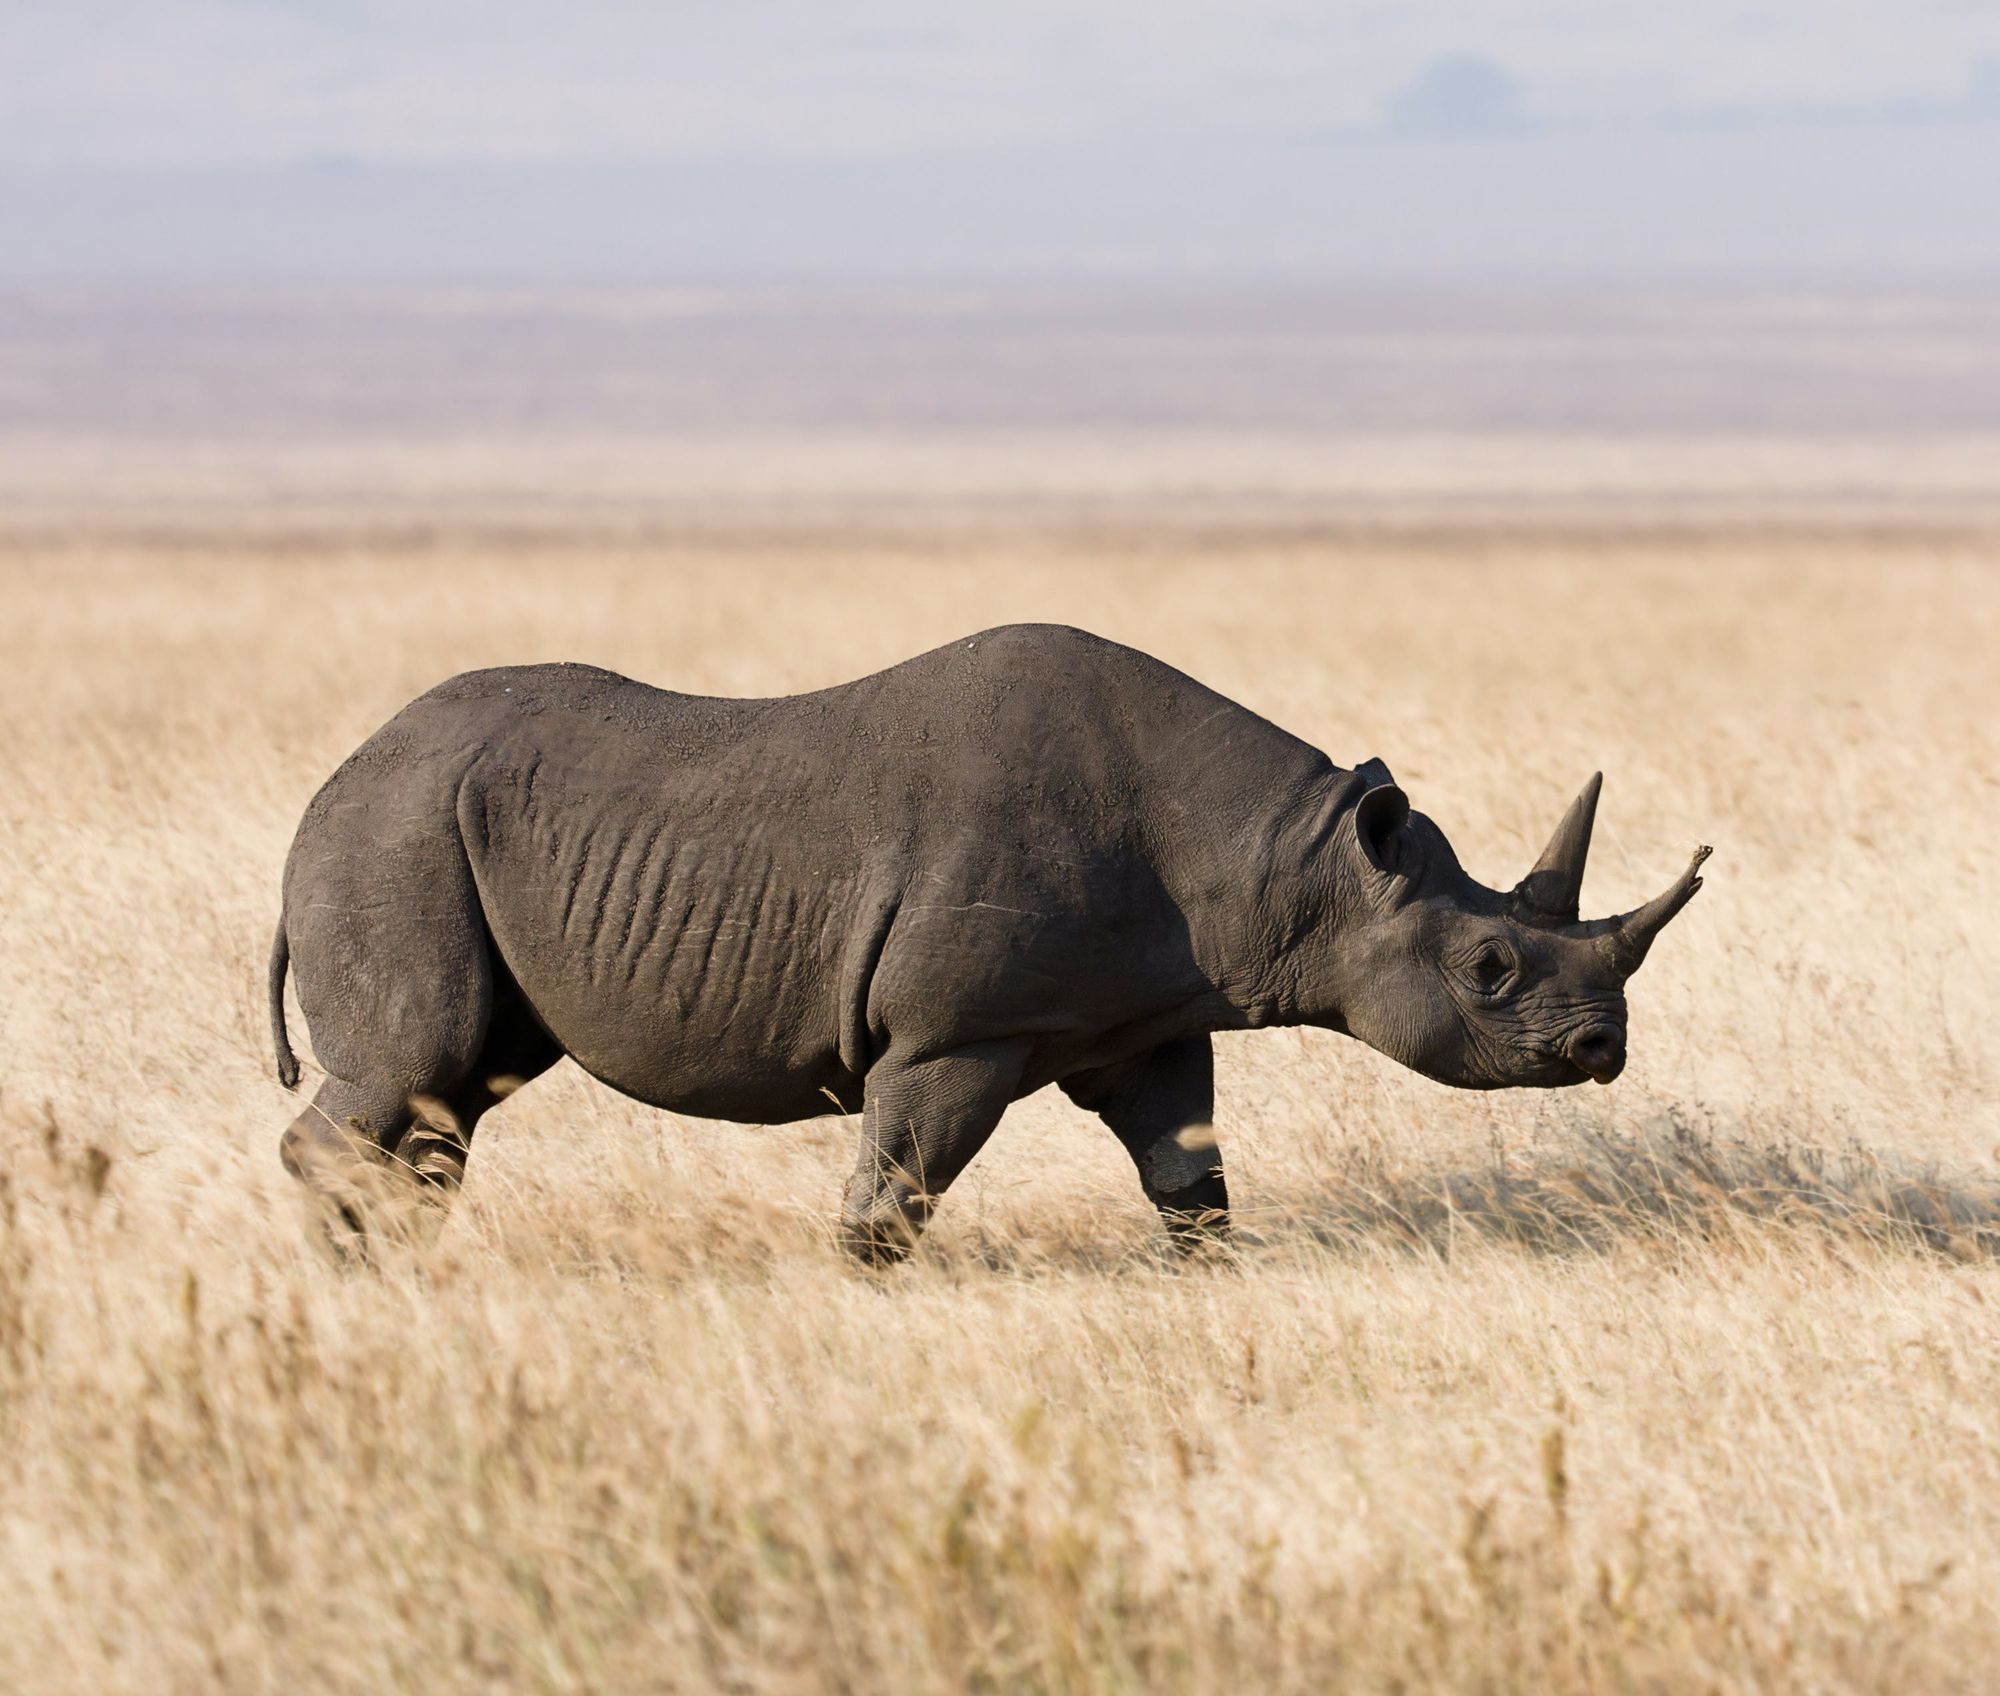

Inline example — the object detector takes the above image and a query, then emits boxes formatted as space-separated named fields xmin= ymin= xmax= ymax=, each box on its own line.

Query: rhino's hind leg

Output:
xmin=841 ymin=1039 xmax=1030 ymax=1263
xmin=1061 ymin=1036 xmax=1229 ymax=1251
xmin=278 ymin=962 xmax=562 ymax=1249
xmin=393 ymin=973 xmax=564 ymax=1198
xmin=280 ymin=1074 xmax=427 ymax=1250
xmin=277 ymin=782 xmax=564 ymax=1248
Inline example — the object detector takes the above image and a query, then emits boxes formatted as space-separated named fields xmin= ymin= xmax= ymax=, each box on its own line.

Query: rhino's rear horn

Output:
xmin=1512 ymin=772 xmax=1601 ymax=921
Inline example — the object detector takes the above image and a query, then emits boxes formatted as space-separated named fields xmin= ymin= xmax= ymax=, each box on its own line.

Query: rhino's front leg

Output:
xmin=841 ymin=1038 xmax=1031 ymax=1263
xmin=1060 ymin=1036 xmax=1228 ymax=1250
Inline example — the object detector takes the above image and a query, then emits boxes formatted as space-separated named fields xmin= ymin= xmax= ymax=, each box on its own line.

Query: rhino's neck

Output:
xmin=1170 ymin=761 xmax=1368 ymax=1035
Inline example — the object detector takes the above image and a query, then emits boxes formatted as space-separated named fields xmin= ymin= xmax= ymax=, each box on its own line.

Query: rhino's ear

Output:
xmin=1351 ymin=782 xmax=1412 ymax=877
xmin=1354 ymin=756 xmax=1396 ymax=788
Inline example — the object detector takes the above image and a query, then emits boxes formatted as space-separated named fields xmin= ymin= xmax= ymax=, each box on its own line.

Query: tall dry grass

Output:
xmin=1 ymin=500 xmax=1995 ymax=1692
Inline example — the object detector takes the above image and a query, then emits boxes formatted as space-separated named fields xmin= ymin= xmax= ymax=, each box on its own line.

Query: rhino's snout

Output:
xmin=1566 ymin=1024 xmax=1626 ymax=1085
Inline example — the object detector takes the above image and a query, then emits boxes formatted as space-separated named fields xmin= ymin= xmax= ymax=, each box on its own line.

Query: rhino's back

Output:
xmin=432 ymin=622 xmax=1286 ymax=864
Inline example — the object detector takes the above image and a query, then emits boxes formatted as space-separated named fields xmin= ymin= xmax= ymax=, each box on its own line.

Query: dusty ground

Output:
xmin=1 ymin=283 xmax=1997 ymax=1694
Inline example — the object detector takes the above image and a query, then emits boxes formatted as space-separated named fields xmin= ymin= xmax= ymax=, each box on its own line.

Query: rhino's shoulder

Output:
xmin=878 ymin=623 xmax=1202 ymax=701
xmin=413 ymin=661 xmax=644 ymax=709
xmin=940 ymin=622 xmax=1151 ymax=671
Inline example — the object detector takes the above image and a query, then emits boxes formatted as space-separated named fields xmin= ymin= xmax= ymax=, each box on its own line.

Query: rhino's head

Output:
xmin=1322 ymin=770 xmax=1708 ymax=1089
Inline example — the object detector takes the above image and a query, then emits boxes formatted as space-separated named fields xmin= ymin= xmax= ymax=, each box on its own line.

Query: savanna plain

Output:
xmin=2 ymin=285 xmax=1998 ymax=1694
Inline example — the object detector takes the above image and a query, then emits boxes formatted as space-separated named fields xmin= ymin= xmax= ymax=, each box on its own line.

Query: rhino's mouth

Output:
xmin=1508 ymin=1042 xmax=1616 ymax=1089
xmin=1537 ymin=1056 xmax=1599 ymax=1088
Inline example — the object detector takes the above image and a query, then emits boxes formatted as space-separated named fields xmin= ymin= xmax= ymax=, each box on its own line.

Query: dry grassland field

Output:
xmin=1 ymin=287 xmax=1997 ymax=1693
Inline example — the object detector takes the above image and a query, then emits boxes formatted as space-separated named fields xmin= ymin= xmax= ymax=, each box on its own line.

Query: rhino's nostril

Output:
xmin=1568 ymin=1025 xmax=1626 ymax=1084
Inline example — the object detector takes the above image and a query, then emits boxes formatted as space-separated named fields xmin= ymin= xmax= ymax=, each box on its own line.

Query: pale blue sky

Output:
xmin=1 ymin=3 xmax=1996 ymax=276
xmin=2 ymin=1 xmax=1996 ymax=164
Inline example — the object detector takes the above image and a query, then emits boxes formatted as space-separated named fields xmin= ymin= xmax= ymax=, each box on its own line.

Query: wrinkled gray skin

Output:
xmin=271 ymin=624 xmax=1708 ymax=1259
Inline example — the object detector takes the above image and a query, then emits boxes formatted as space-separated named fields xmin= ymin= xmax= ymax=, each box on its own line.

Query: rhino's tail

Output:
xmin=269 ymin=921 xmax=301 ymax=1090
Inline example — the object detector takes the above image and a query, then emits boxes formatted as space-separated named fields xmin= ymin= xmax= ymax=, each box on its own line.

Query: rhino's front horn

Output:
xmin=1513 ymin=772 xmax=1602 ymax=921
xmin=1603 ymin=844 xmax=1712 ymax=976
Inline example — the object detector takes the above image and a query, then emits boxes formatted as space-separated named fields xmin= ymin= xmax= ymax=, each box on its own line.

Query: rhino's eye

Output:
xmin=1466 ymin=943 xmax=1516 ymax=997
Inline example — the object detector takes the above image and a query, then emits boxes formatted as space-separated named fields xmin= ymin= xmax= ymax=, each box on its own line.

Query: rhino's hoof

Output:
xmin=399 ymin=1133 xmax=470 ymax=1192
xmin=1162 ymin=1207 xmax=1234 ymax=1258
xmin=839 ymin=1214 xmax=919 ymax=1267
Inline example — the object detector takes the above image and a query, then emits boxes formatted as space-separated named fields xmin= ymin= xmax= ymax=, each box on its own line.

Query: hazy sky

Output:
xmin=4 ymin=1 xmax=1997 ymax=164
xmin=1 ymin=3 xmax=1996 ymax=277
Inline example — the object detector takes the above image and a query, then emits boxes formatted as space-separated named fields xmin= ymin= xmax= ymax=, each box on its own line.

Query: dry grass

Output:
xmin=1 ymin=491 xmax=1996 ymax=1692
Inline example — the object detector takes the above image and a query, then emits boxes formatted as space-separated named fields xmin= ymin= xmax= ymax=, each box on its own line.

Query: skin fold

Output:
xmin=270 ymin=623 xmax=1707 ymax=1260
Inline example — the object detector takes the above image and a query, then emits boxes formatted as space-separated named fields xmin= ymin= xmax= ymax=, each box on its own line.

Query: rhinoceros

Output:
xmin=269 ymin=623 xmax=1707 ymax=1256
